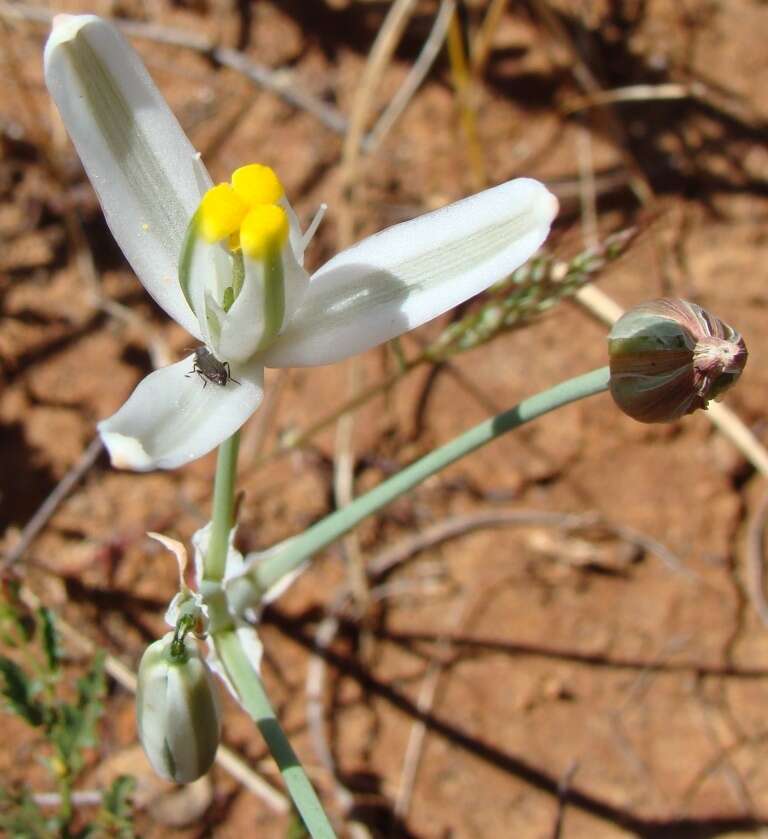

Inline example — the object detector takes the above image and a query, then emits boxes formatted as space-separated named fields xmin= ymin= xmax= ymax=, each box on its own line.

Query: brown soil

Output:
xmin=3 ymin=1 xmax=768 ymax=837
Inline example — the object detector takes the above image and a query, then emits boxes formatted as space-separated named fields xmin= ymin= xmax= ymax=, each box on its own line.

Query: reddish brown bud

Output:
xmin=608 ymin=298 xmax=747 ymax=423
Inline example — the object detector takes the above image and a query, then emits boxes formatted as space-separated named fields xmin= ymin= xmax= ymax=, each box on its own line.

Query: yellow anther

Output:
xmin=239 ymin=205 xmax=289 ymax=260
xmin=231 ymin=164 xmax=284 ymax=208
xmin=198 ymin=184 xmax=247 ymax=243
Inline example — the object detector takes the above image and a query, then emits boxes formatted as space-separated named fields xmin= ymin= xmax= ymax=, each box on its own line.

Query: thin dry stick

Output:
xmin=305 ymin=611 xmax=371 ymax=839
xmin=0 ymin=2 xmax=348 ymax=136
xmin=364 ymin=0 xmax=456 ymax=154
xmin=563 ymin=81 xmax=768 ymax=131
xmin=16 ymin=583 xmax=289 ymax=813
xmin=393 ymin=638 xmax=449 ymax=820
xmin=446 ymin=9 xmax=486 ymax=190
xmin=575 ymin=284 xmax=768 ymax=478
xmin=2 ymin=437 xmax=104 ymax=569
xmin=692 ymin=691 xmax=760 ymax=820
xmin=270 ymin=358 xmax=422 ymax=464
xmin=745 ymin=486 xmax=768 ymax=627
xmin=334 ymin=363 xmax=371 ymax=613
xmin=575 ymin=121 xmax=599 ymax=249
xmin=564 ymin=82 xmax=703 ymax=114
xmin=530 ymin=0 xmax=653 ymax=206
xmin=551 ymin=761 xmax=580 ymax=839
xmin=367 ymin=508 xmax=686 ymax=580
xmin=269 ymin=340 xmax=501 ymax=470
xmin=334 ymin=0 xmax=420 ymax=614
xmin=470 ymin=0 xmax=508 ymax=76
xmin=339 ymin=0 xmax=420 ymax=243
xmin=680 ymin=730 xmax=768 ymax=811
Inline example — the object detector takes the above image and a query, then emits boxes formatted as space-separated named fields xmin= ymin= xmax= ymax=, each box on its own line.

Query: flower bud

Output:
xmin=608 ymin=298 xmax=747 ymax=423
xmin=137 ymin=632 xmax=221 ymax=784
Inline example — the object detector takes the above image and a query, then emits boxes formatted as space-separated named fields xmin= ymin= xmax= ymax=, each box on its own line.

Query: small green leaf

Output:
xmin=38 ymin=608 xmax=61 ymax=674
xmin=97 ymin=775 xmax=136 ymax=838
xmin=50 ymin=652 xmax=106 ymax=771
xmin=0 ymin=785 xmax=52 ymax=835
xmin=0 ymin=656 xmax=44 ymax=727
xmin=0 ymin=581 xmax=34 ymax=646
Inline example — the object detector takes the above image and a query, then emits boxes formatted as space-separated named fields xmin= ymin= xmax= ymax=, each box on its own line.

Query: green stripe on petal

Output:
xmin=262 ymin=178 xmax=558 ymax=368
xmin=45 ymin=16 xmax=206 ymax=338
xmin=63 ymin=33 xmax=188 ymax=249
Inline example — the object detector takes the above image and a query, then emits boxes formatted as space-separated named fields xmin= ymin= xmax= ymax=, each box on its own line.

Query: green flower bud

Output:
xmin=608 ymin=298 xmax=747 ymax=423
xmin=137 ymin=632 xmax=221 ymax=784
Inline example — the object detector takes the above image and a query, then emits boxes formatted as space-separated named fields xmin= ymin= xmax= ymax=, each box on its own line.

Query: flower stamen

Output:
xmin=241 ymin=204 xmax=289 ymax=259
xmin=199 ymin=183 xmax=247 ymax=243
xmin=197 ymin=164 xmax=289 ymax=258
xmin=231 ymin=164 xmax=284 ymax=206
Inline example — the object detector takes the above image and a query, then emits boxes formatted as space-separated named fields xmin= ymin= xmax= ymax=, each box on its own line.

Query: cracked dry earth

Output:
xmin=3 ymin=1 xmax=768 ymax=837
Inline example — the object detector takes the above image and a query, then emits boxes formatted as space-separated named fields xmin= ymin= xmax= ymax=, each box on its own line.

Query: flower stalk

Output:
xmin=202 ymin=433 xmax=336 ymax=837
xmin=227 ymin=366 xmax=611 ymax=611
xmin=205 ymin=432 xmax=240 ymax=583
xmin=213 ymin=629 xmax=336 ymax=839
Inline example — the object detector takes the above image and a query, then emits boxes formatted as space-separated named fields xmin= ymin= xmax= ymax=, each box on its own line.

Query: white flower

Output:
xmin=45 ymin=14 xmax=558 ymax=471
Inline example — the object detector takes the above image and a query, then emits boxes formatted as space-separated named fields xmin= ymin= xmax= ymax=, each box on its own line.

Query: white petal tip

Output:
xmin=541 ymin=189 xmax=559 ymax=223
xmin=510 ymin=177 xmax=559 ymax=224
xmin=46 ymin=14 xmax=98 ymax=52
xmin=98 ymin=429 xmax=153 ymax=472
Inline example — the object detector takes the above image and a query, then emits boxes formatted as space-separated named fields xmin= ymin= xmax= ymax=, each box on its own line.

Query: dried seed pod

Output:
xmin=608 ymin=298 xmax=747 ymax=423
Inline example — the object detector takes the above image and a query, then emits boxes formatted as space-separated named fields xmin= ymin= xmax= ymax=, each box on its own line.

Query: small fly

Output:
xmin=189 ymin=347 xmax=239 ymax=388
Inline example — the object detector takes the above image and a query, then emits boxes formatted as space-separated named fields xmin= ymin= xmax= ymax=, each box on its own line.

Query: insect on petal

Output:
xmin=98 ymin=355 xmax=265 ymax=470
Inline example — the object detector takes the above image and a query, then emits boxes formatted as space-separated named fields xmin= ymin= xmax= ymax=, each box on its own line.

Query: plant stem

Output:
xmin=248 ymin=366 xmax=609 ymax=593
xmin=205 ymin=432 xmax=240 ymax=582
xmin=205 ymin=431 xmax=335 ymax=833
xmin=213 ymin=629 xmax=337 ymax=838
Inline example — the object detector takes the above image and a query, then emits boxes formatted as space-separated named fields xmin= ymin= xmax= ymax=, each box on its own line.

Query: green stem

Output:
xmin=247 ymin=366 xmax=609 ymax=594
xmin=205 ymin=432 xmax=240 ymax=582
xmin=213 ymin=629 xmax=337 ymax=838
xmin=204 ymin=432 xmax=334 ymax=833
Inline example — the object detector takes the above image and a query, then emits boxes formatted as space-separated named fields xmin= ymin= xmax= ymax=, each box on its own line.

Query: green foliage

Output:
xmin=0 ymin=596 xmax=135 ymax=837
xmin=97 ymin=775 xmax=137 ymax=838
xmin=0 ymin=786 xmax=56 ymax=836
xmin=39 ymin=607 xmax=61 ymax=674
xmin=49 ymin=651 xmax=106 ymax=776
xmin=0 ymin=655 xmax=45 ymax=726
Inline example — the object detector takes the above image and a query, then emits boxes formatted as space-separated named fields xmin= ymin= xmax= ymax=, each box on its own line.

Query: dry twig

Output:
xmin=334 ymin=0 xmax=421 ymax=617
xmin=305 ymin=609 xmax=371 ymax=838
xmin=745 ymin=486 xmax=768 ymax=627
xmin=367 ymin=507 xmax=687 ymax=580
xmin=365 ymin=0 xmax=456 ymax=154
xmin=2 ymin=437 xmax=104 ymax=570
xmin=0 ymin=2 xmax=348 ymax=136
